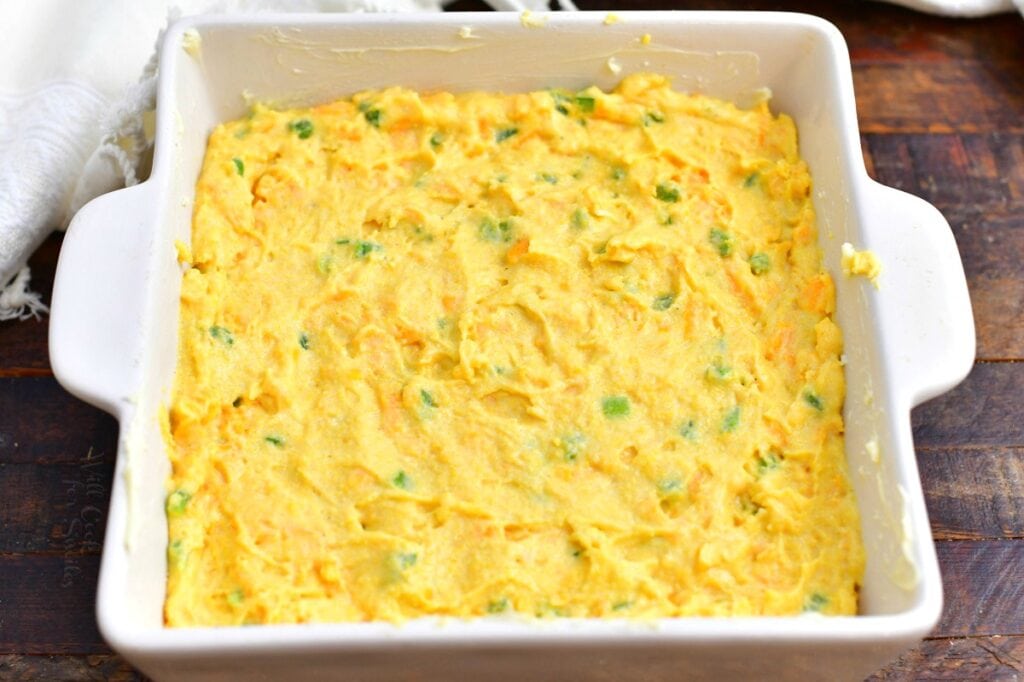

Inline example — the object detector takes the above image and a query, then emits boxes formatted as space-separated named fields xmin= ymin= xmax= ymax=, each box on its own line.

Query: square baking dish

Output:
xmin=49 ymin=11 xmax=975 ymax=681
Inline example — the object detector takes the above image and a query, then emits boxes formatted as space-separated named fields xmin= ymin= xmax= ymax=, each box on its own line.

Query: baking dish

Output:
xmin=49 ymin=11 xmax=975 ymax=681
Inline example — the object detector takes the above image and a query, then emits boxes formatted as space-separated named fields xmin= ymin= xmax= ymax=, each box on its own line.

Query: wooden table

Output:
xmin=1 ymin=2 xmax=1021 ymax=679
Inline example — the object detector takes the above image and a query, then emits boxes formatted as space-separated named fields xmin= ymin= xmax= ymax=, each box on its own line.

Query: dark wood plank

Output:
xmin=935 ymin=540 xmax=1024 ymax=638
xmin=0 ymin=378 xmax=117 ymax=554
xmin=942 ymin=207 xmax=1024 ymax=361
xmin=0 ymin=449 xmax=112 ymax=554
xmin=868 ymin=635 xmax=1024 ymax=680
xmin=845 ymin=14 xmax=1024 ymax=65
xmin=855 ymin=63 xmax=1024 ymax=134
xmin=913 ymin=362 xmax=1024 ymax=449
xmin=865 ymin=133 xmax=1024 ymax=210
xmin=921 ymin=447 xmax=1024 ymax=541
xmin=0 ymin=377 xmax=118 ymax=466
xmin=0 ymin=554 xmax=106 ymax=654
xmin=0 ymin=233 xmax=61 ymax=374
xmin=0 ymin=655 xmax=144 ymax=682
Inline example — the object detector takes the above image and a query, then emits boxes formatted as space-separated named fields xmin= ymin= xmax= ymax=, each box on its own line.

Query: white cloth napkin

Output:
xmin=0 ymin=0 xmax=1019 ymax=322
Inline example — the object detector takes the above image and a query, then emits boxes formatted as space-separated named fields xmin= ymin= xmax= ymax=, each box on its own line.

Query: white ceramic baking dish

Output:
xmin=49 ymin=11 xmax=975 ymax=681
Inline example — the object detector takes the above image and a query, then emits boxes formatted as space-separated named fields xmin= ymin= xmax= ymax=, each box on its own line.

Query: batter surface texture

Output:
xmin=164 ymin=74 xmax=864 ymax=626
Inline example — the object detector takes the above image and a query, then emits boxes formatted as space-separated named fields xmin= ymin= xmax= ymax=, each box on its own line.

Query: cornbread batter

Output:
xmin=164 ymin=74 xmax=864 ymax=626
xmin=841 ymin=242 xmax=882 ymax=287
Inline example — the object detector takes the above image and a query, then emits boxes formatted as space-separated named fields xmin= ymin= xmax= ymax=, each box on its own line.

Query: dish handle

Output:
xmin=49 ymin=183 xmax=156 ymax=416
xmin=862 ymin=180 xmax=976 ymax=407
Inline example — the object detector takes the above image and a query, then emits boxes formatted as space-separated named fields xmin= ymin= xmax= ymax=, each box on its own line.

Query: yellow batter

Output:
xmin=164 ymin=74 xmax=864 ymax=626
xmin=841 ymin=242 xmax=882 ymax=287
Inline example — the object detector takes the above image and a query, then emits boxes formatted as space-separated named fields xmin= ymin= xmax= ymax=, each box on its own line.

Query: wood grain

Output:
xmin=0 ymin=378 xmax=118 ymax=467
xmin=868 ymin=636 xmax=1024 ymax=680
xmin=0 ymin=655 xmax=145 ymax=682
xmin=0 ymin=378 xmax=117 ymax=555
xmin=934 ymin=541 xmax=1024 ymax=638
xmin=921 ymin=447 xmax=1024 ymax=541
xmin=865 ymin=133 xmax=1024 ymax=210
xmin=844 ymin=16 xmax=1024 ymax=65
xmin=855 ymin=64 xmax=1024 ymax=134
xmin=912 ymin=362 xmax=1024 ymax=448
xmin=0 ymin=450 xmax=112 ymax=554
xmin=0 ymin=555 xmax=105 ymax=654
xmin=943 ymin=207 xmax=1024 ymax=360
